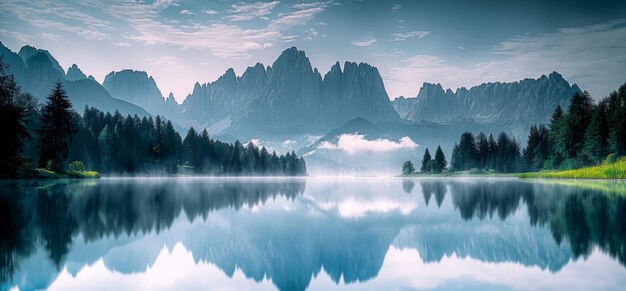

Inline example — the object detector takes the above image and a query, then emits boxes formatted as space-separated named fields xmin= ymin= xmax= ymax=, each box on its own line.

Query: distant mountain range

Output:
xmin=181 ymin=47 xmax=401 ymax=135
xmin=0 ymin=40 xmax=583 ymax=174
xmin=392 ymin=73 xmax=582 ymax=138
xmin=0 ymin=41 xmax=149 ymax=117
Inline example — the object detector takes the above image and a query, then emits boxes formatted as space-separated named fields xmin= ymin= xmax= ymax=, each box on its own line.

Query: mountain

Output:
xmin=18 ymin=45 xmax=65 ymax=74
xmin=65 ymin=64 xmax=87 ymax=81
xmin=392 ymin=73 xmax=582 ymax=137
xmin=0 ymin=42 xmax=150 ymax=117
xmin=181 ymin=47 xmax=400 ymax=136
xmin=63 ymin=79 xmax=150 ymax=116
xmin=102 ymin=69 xmax=169 ymax=116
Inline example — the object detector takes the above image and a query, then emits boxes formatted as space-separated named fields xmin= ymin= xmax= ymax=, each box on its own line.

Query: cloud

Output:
xmin=2 ymin=1 xmax=111 ymax=40
xmin=179 ymin=9 xmax=195 ymax=15
xmin=202 ymin=9 xmax=219 ymax=15
xmin=318 ymin=134 xmax=418 ymax=154
xmin=282 ymin=140 xmax=297 ymax=147
xmin=0 ymin=29 xmax=34 ymax=43
xmin=391 ymin=4 xmax=402 ymax=11
xmin=226 ymin=1 xmax=280 ymax=21
xmin=127 ymin=19 xmax=280 ymax=59
xmin=152 ymin=0 xmax=179 ymax=9
xmin=383 ymin=19 xmax=626 ymax=99
xmin=391 ymin=30 xmax=430 ymax=41
xmin=269 ymin=2 xmax=327 ymax=29
xmin=351 ymin=36 xmax=377 ymax=47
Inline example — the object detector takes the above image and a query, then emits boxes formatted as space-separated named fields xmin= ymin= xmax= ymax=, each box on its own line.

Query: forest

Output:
xmin=0 ymin=59 xmax=306 ymax=178
xmin=446 ymin=83 xmax=626 ymax=173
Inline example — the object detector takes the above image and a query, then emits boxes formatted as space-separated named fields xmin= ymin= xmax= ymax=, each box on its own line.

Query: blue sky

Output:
xmin=1 ymin=0 xmax=625 ymax=102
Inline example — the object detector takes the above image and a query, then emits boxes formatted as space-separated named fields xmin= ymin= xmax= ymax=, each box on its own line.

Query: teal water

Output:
xmin=1 ymin=177 xmax=626 ymax=290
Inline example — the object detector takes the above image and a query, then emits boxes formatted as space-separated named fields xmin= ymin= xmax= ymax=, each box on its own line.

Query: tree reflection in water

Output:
xmin=1 ymin=178 xmax=625 ymax=291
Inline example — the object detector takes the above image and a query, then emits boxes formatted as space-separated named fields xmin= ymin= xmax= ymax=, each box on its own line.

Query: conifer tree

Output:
xmin=0 ymin=57 xmax=29 ymax=177
xmin=433 ymin=145 xmax=447 ymax=173
xmin=420 ymin=148 xmax=432 ymax=173
xmin=37 ymin=83 xmax=77 ymax=171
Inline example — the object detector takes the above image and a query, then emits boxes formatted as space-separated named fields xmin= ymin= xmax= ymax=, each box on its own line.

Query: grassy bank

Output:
xmin=36 ymin=168 xmax=100 ymax=179
xmin=519 ymin=158 xmax=626 ymax=179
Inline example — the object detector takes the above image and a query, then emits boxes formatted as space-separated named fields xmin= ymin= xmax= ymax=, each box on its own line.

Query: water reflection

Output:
xmin=1 ymin=178 xmax=625 ymax=290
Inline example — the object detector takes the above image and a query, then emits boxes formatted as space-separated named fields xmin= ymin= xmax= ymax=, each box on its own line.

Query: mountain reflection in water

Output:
xmin=1 ymin=177 xmax=625 ymax=290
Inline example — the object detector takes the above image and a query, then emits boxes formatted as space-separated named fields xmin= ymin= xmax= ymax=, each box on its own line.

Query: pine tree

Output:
xmin=458 ymin=132 xmax=477 ymax=170
xmin=475 ymin=132 xmax=489 ymax=169
xmin=563 ymin=91 xmax=593 ymax=162
xmin=433 ymin=145 xmax=447 ymax=173
xmin=607 ymin=84 xmax=626 ymax=156
xmin=583 ymin=101 xmax=609 ymax=164
xmin=487 ymin=133 xmax=498 ymax=170
xmin=420 ymin=148 xmax=432 ymax=173
xmin=0 ymin=57 xmax=30 ymax=177
xmin=37 ymin=83 xmax=77 ymax=171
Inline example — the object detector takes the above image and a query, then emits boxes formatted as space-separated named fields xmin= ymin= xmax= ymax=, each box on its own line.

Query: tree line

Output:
xmin=402 ymin=145 xmax=447 ymax=175
xmin=447 ymin=83 xmax=626 ymax=173
xmin=0 ymin=58 xmax=306 ymax=178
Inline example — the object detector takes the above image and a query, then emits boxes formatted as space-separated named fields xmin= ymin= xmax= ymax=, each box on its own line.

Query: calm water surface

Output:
xmin=1 ymin=177 xmax=626 ymax=290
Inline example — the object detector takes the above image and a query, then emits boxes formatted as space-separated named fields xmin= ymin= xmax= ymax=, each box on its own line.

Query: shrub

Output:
xmin=69 ymin=160 xmax=86 ymax=172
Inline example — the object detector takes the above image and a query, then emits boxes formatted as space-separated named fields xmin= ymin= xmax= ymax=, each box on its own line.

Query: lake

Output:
xmin=1 ymin=177 xmax=626 ymax=290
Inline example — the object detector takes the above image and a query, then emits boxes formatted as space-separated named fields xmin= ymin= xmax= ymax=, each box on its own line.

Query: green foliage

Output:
xmin=433 ymin=146 xmax=447 ymax=173
xmin=519 ymin=157 xmax=626 ymax=179
xmin=68 ymin=161 xmax=85 ymax=172
xmin=420 ymin=148 xmax=432 ymax=173
xmin=401 ymin=160 xmax=415 ymax=175
xmin=449 ymin=131 xmax=520 ymax=173
xmin=37 ymin=83 xmax=78 ymax=171
xmin=0 ymin=57 xmax=30 ymax=178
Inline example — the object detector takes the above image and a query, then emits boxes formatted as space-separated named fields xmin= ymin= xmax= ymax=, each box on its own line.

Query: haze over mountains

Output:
xmin=0 ymin=41 xmax=583 ymax=174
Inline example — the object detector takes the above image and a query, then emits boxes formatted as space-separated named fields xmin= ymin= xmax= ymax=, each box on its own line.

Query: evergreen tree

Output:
xmin=458 ymin=132 xmax=477 ymax=170
xmin=475 ymin=132 xmax=489 ymax=169
xmin=487 ymin=133 xmax=498 ymax=170
xmin=547 ymin=105 xmax=566 ymax=168
xmin=583 ymin=101 xmax=609 ymax=164
xmin=563 ymin=91 xmax=594 ymax=163
xmin=433 ymin=145 xmax=447 ymax=173
xmin=607 ymin=84 xmax=626 ymax=156
xmin=420 ymin=148 xmax=432 ymax=173
xmin=37 ymin=83 xmax=77 ymax=171
xmin=402 ymin=161 xmax=415 ymax=175
xmin=0 ymin=57 xmax=30 ymax=177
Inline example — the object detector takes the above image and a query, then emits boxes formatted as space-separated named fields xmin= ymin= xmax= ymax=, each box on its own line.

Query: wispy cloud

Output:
xmin=152 ymin=0 xmax=179 ymax=9
xmin=318 ymin=134 xmax=418 ymax=154
xmin=179 ymin=9 xmax=195 ymax=15
xmin=3 ymin=1 xmax=111 ymax=40
xmin=391 ymin=4 xmax=402 ymax=11
xmin=202 ymin=9 xmax=219 ymax=15
xmin=351 ymin=36 xmax=377 ymax=47
xmin=391 ymin=30 xmax=430 ymax=41
xmin=269 ymin=3 xmax=327 ymax=29
xmin=226 ymin=1 xmax=280 ymax=21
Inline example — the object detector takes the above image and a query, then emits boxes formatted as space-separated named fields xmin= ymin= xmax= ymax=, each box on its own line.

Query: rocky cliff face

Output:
xmin=102 ymin=70 xmax=167 ymax=116
xmin=0 ymin=43 xmax=149 ymax=117
xmin=182 ymin=47 xmax=400 ymax=134
xmin=65 ymin=64 xmax=87 ymax=81
xmin=392 ymin=72 xmax=582 ymax=137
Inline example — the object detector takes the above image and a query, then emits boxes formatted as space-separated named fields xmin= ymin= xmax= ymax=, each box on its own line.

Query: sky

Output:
xmin=0 ymin=0 xmax=625 ymax=103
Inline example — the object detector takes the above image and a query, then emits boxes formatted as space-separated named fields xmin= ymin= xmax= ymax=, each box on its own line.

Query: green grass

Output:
xmin=35 ymin=168 xmax=100 ymax=179
xmin=519 ymin=157 xmax=626 ymax=179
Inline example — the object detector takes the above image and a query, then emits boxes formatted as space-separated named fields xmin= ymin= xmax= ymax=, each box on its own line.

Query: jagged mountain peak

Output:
xmin=18 ymin=45 xmax=64 ymax=74
xmin=273 ymin=46 xmax=312 ymax=72
xmin=66 ymin=64 xmax=87 ymax=81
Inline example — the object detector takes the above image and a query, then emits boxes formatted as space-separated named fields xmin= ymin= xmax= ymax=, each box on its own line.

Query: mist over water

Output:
xmin=2 ymin=177 xmax=626 ymax=290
